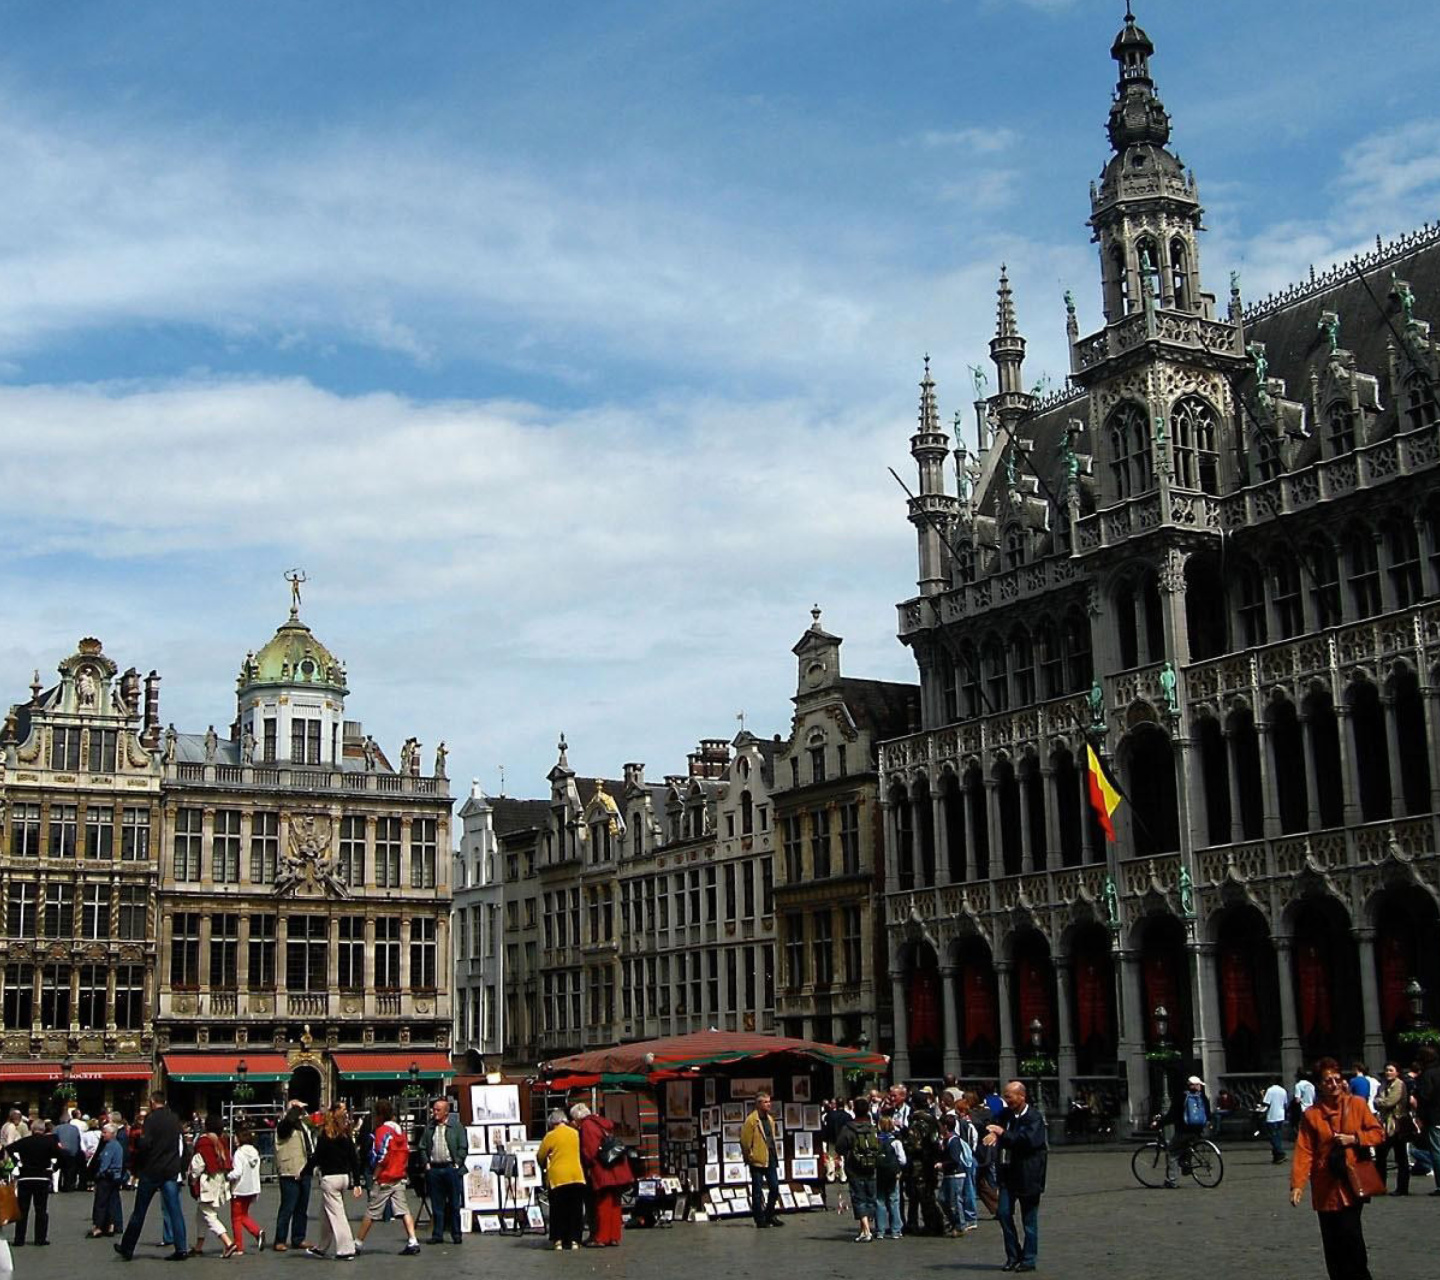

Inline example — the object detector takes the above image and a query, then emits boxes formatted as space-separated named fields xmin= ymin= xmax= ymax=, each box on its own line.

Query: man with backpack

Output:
xmin=939 ymin=1111 xmax=977 ymax=1236
xmin=836 ymin=1098 xmax=879 ymax=1242
xmin=1163 ymin=1075 xmax=1211 ymax=1188
xmin=902 ymin=1102 xmax=944 ymax=1235
xmin=353 ymin=1100 xmax=421 ymax=1256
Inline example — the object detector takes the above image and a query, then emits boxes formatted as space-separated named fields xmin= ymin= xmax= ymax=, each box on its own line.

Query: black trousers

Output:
xmin=1316 ymin=1204 xmax=1371 ymax=1280
xmin=1376 ymin=1134 xmax=1410 ymax=1193
xmin=548 ymin=1183 xmax=585 ymax=1246
xmin=16 ymin=1179 xmax=51 ymax=1245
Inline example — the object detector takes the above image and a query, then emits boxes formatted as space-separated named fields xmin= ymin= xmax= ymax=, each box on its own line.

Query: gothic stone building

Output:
xmin=880 ymin=12 xmax=1440 ymax=1122
xmin=1 ymin=641 xmax=162 ymax=1115
xmin=154 ymin=604 xmax=454 ymax=1110
xmin=772 ymin=610 xmax=915 ymax=1055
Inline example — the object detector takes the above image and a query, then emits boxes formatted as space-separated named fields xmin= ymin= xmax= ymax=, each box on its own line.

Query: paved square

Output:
xmin=6 ymin=1146 xmax=1430 ymax=1278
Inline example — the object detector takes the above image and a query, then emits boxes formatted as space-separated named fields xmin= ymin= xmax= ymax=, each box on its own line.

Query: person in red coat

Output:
xmin=1290 ymin=1056 xmax=1385 ymax=1280
xmin=572 ymin=1103 xmax=633 ymax=1247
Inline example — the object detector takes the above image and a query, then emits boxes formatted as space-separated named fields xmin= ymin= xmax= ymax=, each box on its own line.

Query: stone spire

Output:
xmin=1107 ymin=7 xmax=1170 ymax=153
xmin=989 ymin=266 xmax=1027 ymax=397
xmin=908 ymin=354 xmax=958 ymax=596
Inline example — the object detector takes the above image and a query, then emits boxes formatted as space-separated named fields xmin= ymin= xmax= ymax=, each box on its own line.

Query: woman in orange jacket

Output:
xmin=1289 ymin=1056 xmax=1384 ymax=1280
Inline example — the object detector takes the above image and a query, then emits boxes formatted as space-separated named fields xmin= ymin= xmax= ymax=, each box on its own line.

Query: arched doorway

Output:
xmin=1372 ymin=886 xmax=1440 ymax=1061
xmin=906 ymin=941 xmax=943 ymax=1080
xmin=1066 ymin=923 xmax=1117 ymax=1073
xmin=952 ymin=935 xmax=999 ymax=1075
xmin=1135 ymin=912 xmax=1192 ymax=1057
xmin=1212 ymin=904 xmax=1281 ymax=1072
xmin=288 ymin=1063 xmax=323 ymax=1109
xmin=1009 ymin=929 xmax=1057 ymax=1061
xmin=1289 ymin=895 xmax=1363 ymax=1065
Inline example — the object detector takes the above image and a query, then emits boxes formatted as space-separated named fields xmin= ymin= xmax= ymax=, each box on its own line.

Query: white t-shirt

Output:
xmin=1293 ymin=1079 xmax=1315 ymax=1110
xmin=80 ymin=1127 xmax=102 ymax=1158
xmin=1262 ymin=1084 xmax=1289 ymax=1123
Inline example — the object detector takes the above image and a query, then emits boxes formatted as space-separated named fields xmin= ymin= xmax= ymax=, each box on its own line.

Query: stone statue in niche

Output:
xmin=241 ymin=729 xmax=256 ymax=765
xmin=1102 ymin=875 xmax=1120 ymax=926
xmin=203 ymin=725 xmax=218 ymax=762
xmin=434 ymin=741 xmax=448 ymax=778
xmin=163 ymin=724 xmax=178 ymax=764
xmin=76 ymin=668 xmax=98 ymax=709
xmin=1158 ymin=662 xmax=1178 ymax=715
xmin=1088 ymin=680 xmax=1106 ymax=734
xmin=362 ymin=735 xmax=378 ymax=771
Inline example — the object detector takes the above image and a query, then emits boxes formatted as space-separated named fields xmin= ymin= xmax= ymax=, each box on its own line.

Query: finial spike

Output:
xmin=811 ymin=604 xmax=822 ymax=626
xmin=1125 ymin=0 xmax=1134 ymax=20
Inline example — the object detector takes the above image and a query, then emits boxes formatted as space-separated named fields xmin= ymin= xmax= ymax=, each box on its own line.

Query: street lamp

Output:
xmin=1028 ymin=1018 xmax=1045 ymax=1113
xmin=1407 ymin=978 xmax=1427 ymax=1027
xmin=1153 ymin=1005 xmax=1172 ymax=1120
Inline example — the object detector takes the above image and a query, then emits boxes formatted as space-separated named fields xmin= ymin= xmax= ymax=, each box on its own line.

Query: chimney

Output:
xmin=142 ymin=671 xmax=161 ymax=748
xmin=623 ymin=762 xmax=646 ymax=787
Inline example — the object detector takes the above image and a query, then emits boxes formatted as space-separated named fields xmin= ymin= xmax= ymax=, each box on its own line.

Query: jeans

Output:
xmin=749 ymin=1163 xmax=779 ymax=1225
xmin=1266 ymin=1120 xmax=1286 ymax=1160
xmin=941 ymin=1173 xmax=965 ymax=1229
xmin=960 ymin=1166 xmax=978 ymax=1226
xmin=1316 ymin=1204 xmax=1371 ymax=1280
xmin=119 ymin=1176 xmax=187 ymax=1259
xmin=276 ymin=1174 xmax=312 ymax=1246
xmin=1428 ymin=1123 xmax=1440 ymax=1176
xmin=996 ymin=1186 xmax=1039 ymax=1267
xmin=875 ymin=1183 xmax=902 ymax=1236
xmin=426 ymin=1165 xmax=463 ymax=1240
xmin=848 ymin=1174 xmax=877 ymax=1224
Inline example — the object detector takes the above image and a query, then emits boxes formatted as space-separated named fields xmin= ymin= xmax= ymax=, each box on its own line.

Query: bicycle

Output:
xmin=1131 ymin=1123 xmax=1224 ymax=1189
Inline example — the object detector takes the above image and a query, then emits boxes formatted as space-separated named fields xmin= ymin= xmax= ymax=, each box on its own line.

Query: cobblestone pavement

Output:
xmin=6 ymin=1147 xmax=1432 ymax=1278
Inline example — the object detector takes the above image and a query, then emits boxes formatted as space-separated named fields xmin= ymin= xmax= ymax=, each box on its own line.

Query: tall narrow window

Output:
xmin=210 ymin=913 xmax=239 ymax=989
xmin=262 ymin=718 xmax=277 ymax=763
xmin=1387 ymin=518 xmax=1423 ymax=608
xmin=44 ymin=882 xmax=74 ymax=938
xmin=1273 ymin=558 xmax=1305 ymax=639
xmin=1347 ymin=525 xmax=1383 ymax=619
xmin=1107 ymin=402 xmax=1152 ymax=499
xmin=247 ymin=915 xmax=276 ymax=990
xmin=40 ymin=964 xmax=71 ymax=1027
xmin=810 ymin=808 xmax=831 ymax=879
xmin=88 ymin=729 xmax=118 ymax=773
xmin=3 ymin=963 xmax=35 ymax=1028
xmin=811 ymin=911 xmax=834 ymax=986
xmin=1172 ymin=397 xmax=1218 ymax=493
xmin=212 ymin=809 xmax=241 ymax=883
xmin=171 ymin=912 xmax=201 ymax=989
xmin=411 ymin=916 xmax=437 ymax=989
xmin=121 ymin=807 xmax=150 ymax=860
xmin=1011 ymin=628 xmax=1035 ymax=706
xmin=173 ymin=807 xmax=202 ymax=881
xmin=250 ymin=813 xmax=278 ymax=883
xmin=10 ymin=804 xmax=41 ymax=858
xmin=1405 ymin=374 xmax=1438 ymax=431
xmin=375 ymin=918 xmax=401 ymax=989
xmin=1237 ymin=562 xmax=1268 ymax=648
xmin=81 ymin=883 xmax=111 ymax=940
xmin=375 ymin=817 xmax=402 ymax=887
xmin=76 ymin=964 xmax=106 ymax=1030
xmin=339 ymin=816 xmax=365 ymax=884
xmin=1309 ymin=540 xmax=1343 ymax=628
xmin=1170 ymin=238 xmax=1189 ymax=310
xmin=839 ymin=803 xmax=860 ymax=875
xmin=52 ymin=727 xmax=82 ymax=772
xmin=114 ymin=964 xmax=145 ymax=1029
xmin=842 ymin=906 xmax=862 ymax=985
xmin=338 ymin=917 xmax=365 ymax=989
xmin=118 ymin=884 xmax=147 ymax=940
xmin=285 ymin=914 xmax=327 ymax=992
xmin=783 ymin=815 xmax=803 ymax=882
xmin=411 ymin=818 xmax=437 ymax=888
xmin=1326 ymin=401 xmax=1355 ymax=455
xmin=84 ymin=804 xmax=114 ymax=860
xmin=6 ymin=881 xmax=36 ymax=938
xmin=48 ymin=804 xmax=78 ymax=859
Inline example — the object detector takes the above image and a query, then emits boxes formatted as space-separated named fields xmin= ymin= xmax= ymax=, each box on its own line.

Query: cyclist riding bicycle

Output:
xmin=1160 ymin=1076 xmax=1211 ymax=1188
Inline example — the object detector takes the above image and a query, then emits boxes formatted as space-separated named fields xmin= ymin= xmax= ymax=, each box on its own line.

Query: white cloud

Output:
xmin=918 ymin=126 xmax=1020 ymax=155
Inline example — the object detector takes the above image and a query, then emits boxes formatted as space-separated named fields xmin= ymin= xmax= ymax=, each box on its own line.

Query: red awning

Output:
xmin=542 ymin=1030 xmax=889 ymax=1081
xmin=0 ymin=1062 xmax=61 ymax=1082
xmin=69 ymin=1063 xmax=154 ymax=1082
xmin=162 ymin=1053 xmax=291 ymax=1083
xmin=332 ymin=1051 xmax=454 ymax=1080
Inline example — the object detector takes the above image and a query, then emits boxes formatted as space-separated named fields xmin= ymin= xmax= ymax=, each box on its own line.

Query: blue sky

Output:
xmin=0 ymin=0 xmax=1433 ymax=806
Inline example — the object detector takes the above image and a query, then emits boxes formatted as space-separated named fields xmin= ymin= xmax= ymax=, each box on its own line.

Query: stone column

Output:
xmin=933 ymin=789 xmax=952 ymax=886
xmin=1337 ymin=705 xmax=1362 ymax=826
xmin=1273 ymin=936 xmax=1303 ymax=1083
xmin=984 ymin=777 xmax=1000 ymax=879
xmin=237 ymin=915 xmax=251 ymax=993
xmin=882 ymin=799 xmax=899 ymax=889
xmin=1041 ymin=765 xmax=1060 ymax=871
xmin=1353 ymin=928 xmax=1387 ymax=1067
xmin=995 ymin=961 xmax=1018 ymax=1082
xmin=1117 ymin=949 xmax=1148 ymax=1126
xmin=940 ymin=964 xmax=963 ymax=1078
xmin=1382 ymin=696 xmax=1408 ymax=817
xmin=105 ymin=965 xmax=117 ymax=1032
xmin=1190 ymin=941 xmax=1224 ymax=1095
xmin=962 ymin=782 xmax=978 ymax=883
xmin=890 ymin=968 xmax=911 ymax=1082
xmin=1300 ymin=714 xmax=1322 ymax=831
xmin=1019 ymin=769 xmax=1035 ymax=874
xmin=198 ymin=913 xmax=213 ymax=991
xmin=1054 ymin=958 xmax=1078 ymax=1102
xmin=1256 ymin=721 xmax=1281 ymax=837
xmin=1423 ymin=686 xmax=1440 ymax=815
xmin=1224 ymin=729 xmax=1245 ymax=843
xmin=1079 ymin=764 xmax=1096 ymax=864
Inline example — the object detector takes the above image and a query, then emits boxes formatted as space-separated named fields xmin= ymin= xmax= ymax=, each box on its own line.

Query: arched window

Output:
xmin=1107 ymin=401 xmax=1153 ymax=500
xmin=631 ymin=814 xmax=645 ymax=857
xmin=1345 ymin=524 xmax=1382 ymax=619
xmin=1388 ymin=664 xmax=1432 ymax=815
xmin=1235 ymin=560 xmax=1268 ymax=648
xmin=740 ymin=789 xmax=754 ymax=836
xmin=983 ymin=636 xmax=1009 ymax=712
xmin=1308 ymin=539 xmax=1342 ymax=629
xmin=1172 ymin=396 xmax=1219 ymax=493
xmin=1170 ymin=237 xmax=1190 ymax=310
xmin=1185 ymin=554 xmax=1226 ymax=659
xmin=1063 ymin=610 xmax=1092 ymax=691
xmin=1385 ymin=516 xmax=1423 ymax=608
xmin=1004 ymin=524 xmax=1027 ymax=570
xmin=1405 ymin=374 xmax=1438 ymax=431
xmin=1195 ymin=714 xmax=1230 ymax=845
xmin=1110 ymin=245 xmax=1130 ymax=316
xmin=1037 ymin=621 xmax=1064 ymax=699
xmin=1268 ymin=697 xmax=1307 ymax=834
xmin=965 ymin=762 xmax=990 ymax=874
xmin=941 ymin=770 xmax=966 ymax=882
xmin=957 ymin=641 xmax=982 ymax=717
xmin=1255 ymin=434 xmax=1283 ymax=482
xmin=941 ymin=653 xmax=960 ymax=724
xmin=1348 ymin=679 xmax=1392 ymax=822
xmin=1272 ymin=557 xmax=1304 ymax=638
xmin=1136 ymin=237 xmax=1160 ymax=300
xmin=955 ymin=544 xmax=976 ymax=585
xmin=891 ymin=783 xmax=914 ymax=890
xmin=1010 ymin=627 xmax=1036 ymax=706
xmin=1326 ymin=400 xmax=1355 ymax=455
xmin=1302 ymin=687 xmax=1345 ymax=829
xmin=1226 ymin=705 xmax=1264 ymax=841
xmin=1122 ymin=723 xmax=1180 ymax=856
xmin=995 ymin=758 xmax=1022 ymax=876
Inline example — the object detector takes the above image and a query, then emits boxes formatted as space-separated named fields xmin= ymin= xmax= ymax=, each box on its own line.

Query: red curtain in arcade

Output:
xmin=1219 ymin=945 xmax=1261 ymax=1040
xmin=1017 ymin=955 xmax=1054 ymax=1041
xmin=1295 ymin=941 xmax=1333 ymax=1039
xmin=962 ymin=962 xmax=997 ymax=1048
xmin=909 ymin=967 xmax=941 ymax=1049
xmin=1075 ymin=956 xmax=1112 ymax=1046
xmin=1143 ymin=954 xmax=1177 ymax=1041
xmin=1379 ymin=933 xmax=1409 ymax=1033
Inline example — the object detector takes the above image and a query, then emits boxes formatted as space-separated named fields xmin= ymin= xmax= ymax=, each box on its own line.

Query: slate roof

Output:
xmin=491 ymin=797 xmax=552 ymax=837
xmin=837 ymin=676 xmax=918 ymax=740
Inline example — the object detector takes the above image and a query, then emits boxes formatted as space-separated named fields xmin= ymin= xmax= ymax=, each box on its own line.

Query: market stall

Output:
xmin=542 ymin=1030 xmax=888 ymax=1223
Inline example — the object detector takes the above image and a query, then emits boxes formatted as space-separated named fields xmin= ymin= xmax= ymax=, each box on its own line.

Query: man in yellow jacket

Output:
xmin=740 ymin=1092 xmax=782 ymax=1229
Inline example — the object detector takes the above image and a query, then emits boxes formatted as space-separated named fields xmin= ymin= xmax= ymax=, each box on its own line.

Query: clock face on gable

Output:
xmin=805 ymin=660 xmax=826 ymax=688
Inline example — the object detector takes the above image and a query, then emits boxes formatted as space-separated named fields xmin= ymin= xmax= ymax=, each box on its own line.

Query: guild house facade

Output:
xmin=881 ymin=11 xmax=1440 ymax=1123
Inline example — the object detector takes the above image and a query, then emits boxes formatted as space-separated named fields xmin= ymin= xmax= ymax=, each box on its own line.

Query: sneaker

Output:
xmin=306 ymin=1248 xmax=327 ymax=1260
xmin=553 ymin=1243 xmax=564 ymax=1251
xmin=336 ymin=1256 xmax=355 ymax=1263
xmin=566 ymin=1243 xmax=579 ymax=1251
xmin=400 ymin=1244 xmax=422 ymax=1256
xmin=854 ymin=1232 xmax=873 ymax=1243
xmin=257 ymin=1232 xmax=266 ymax=1253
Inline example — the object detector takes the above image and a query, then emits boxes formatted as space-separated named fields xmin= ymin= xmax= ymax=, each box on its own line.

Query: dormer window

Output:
xmin=1326 ymin=400 xmax=1354 ymax=456
xmin=1004 ymin=525 xmax=1026 ymax=570
xmin=809 ymin=745 xmax=826 ymax=784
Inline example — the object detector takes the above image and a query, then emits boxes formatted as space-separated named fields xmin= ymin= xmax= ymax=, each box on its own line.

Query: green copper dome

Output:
xmin=237 ymin=615 xmax=348 ymax=695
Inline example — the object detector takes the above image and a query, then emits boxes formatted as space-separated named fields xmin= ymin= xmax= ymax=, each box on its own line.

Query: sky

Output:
xmin=0 ymin=0 xmax=1435 ymax=812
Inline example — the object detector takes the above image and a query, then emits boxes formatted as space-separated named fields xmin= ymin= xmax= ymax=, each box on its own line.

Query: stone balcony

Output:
xmin=166 ymin=761 xmax=448 ymax=798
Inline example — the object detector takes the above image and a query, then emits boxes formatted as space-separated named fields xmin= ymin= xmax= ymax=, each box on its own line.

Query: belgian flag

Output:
xmin=1085 ymin=743 xmax=1123 ymax=843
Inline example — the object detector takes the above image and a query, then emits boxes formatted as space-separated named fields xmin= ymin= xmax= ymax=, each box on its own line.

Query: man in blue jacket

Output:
xmin=982 ymin=1081 xmax=1047 ymax=1274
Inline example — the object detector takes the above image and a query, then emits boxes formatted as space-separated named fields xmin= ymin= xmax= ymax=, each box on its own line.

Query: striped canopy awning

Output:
xmin=162 ymin=1053 xmax=291 ymax=1083
xmin=542 ymin=1030 xmax=888 ymax=1084
xmin=332 ymin=1051 xmax=454 ymax=1081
